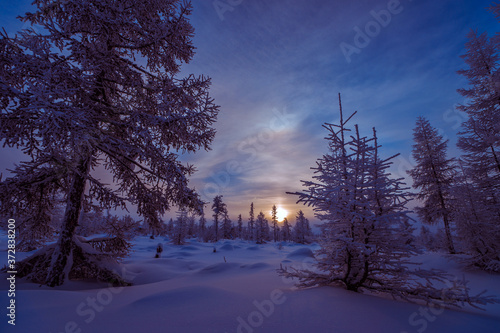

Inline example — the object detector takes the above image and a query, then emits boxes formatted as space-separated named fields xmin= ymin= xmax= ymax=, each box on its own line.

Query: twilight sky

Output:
xmin=1 ymin=0 xmax=499 ymax=223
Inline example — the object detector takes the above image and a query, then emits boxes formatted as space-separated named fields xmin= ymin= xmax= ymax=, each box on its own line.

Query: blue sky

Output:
xmin=1 ymin=0 xmax=499 ymax=223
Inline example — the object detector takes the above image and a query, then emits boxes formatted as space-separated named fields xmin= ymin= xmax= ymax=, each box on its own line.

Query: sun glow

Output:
xmin=276 ymin=207 xmax=288 ymax=222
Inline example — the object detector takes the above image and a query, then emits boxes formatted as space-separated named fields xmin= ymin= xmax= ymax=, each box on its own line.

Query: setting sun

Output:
xmin=276 ymin=207 xmax=288 ymax=222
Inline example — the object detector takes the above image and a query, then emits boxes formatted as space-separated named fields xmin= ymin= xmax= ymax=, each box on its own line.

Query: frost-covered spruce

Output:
xmin=281 ymin=94 xmax=497 ymax=308
xmin=197 ymin=213 xmax=208 ymax=242
xmin=248 ymin=202 xmax=255 ymax=241
xmin=451 ymin=162 xmax=500 ymax=271
xmin=292 ymin=210 xmax=312 ymax=244
xmin=271 ymin=205 xmax=279 ymax=242
xmin=0 ymin=0 xmax=219 ymax=286
xmin=407 ymin=117 xmax=457 ymax=254
xmin=452 ymin=4 xmax=500 ymax=271
xmin=457 ymin=30 xmax=500 ymax=182
xmin=221 ymin=213 xmax=233 ymax=240
xmin=173 ymin=210 xmax=188 ymax=246
xmin=280 ymin=217 xmax=292 ymax=242
xmin=211 ymin=195 xmax=227 ymax=242
xmin=236 ymin=214 xmax=244 ymax=239
xmin=255 ymin=212 xmax=268 ymax=244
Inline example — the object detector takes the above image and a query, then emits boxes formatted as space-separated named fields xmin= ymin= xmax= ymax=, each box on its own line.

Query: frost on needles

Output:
xmin=0 ymin=0 xmax=219 ymax=287
xmin=279 ymin=94 xmax=497 ymax=309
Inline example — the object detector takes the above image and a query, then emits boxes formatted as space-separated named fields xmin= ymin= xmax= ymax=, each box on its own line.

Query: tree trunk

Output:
xmin=46 ymin=152 xmax=92 ymax=287
xmin=490 ymin=145 xmax=500 ymax=174
xmin=442 ymin=213 xmax=456 ymax=254
xmin=214 ymin=215 xmax=218 ymax=242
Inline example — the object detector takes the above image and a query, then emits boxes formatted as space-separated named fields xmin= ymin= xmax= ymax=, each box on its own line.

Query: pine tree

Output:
xmin=237 ymin=214 xmax=243 ymax=239
xmin=416 ymin=225 xmax=434 ymax=251
xmin=221 ymin=212 xmax=233 ymax=239
xmin=271 ymin=205 xmax=279 ymax=242
xmin=248 ymin=202 xmax=255 ymax=241
xmin=263 ymin=218 xmax=271 ymax=241
xmin=173 ymin=210 xmax=188 ymax=245
xmin=211 ymin=195 xmax=227 ymax=242
xmin=457 ymin=30 xmax=500 ymax=181
xmin=1 ymin=165 xmax=62 ymax=251
xmin=0 ymin=0 xmax=219 ymax=286
xmin=456 ymin=28 xmax=500 ymax=208
xmin=451 ymin=161 xmax=500 ymax=271
xmin=166 ymin=218 xmax=175 ymax=238
xmin=77 ymin=209 xmax=105 ymax=237
xmin=407 ymin=117 xmax=457 ymax=254
xmin=255 ymin=212 xmax=267 ymax=244
xmin=198 ymin=213 xmax=207 ymax=242
xmin=293 ymin=210 xmax=310 ymax=244
xmin=280 ymin=94 xmax=495 ymax=307
xmin=186 ymin=214 xmax=196 ymax=238
xmin=452 ymin=8 xmax=500 ymax=271
xmin=280 ymin=217 xmax=292 ymax=242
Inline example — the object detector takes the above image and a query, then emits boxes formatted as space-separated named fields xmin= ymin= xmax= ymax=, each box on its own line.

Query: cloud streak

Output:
xmin=1 ymin=0 xmax=498 ymax=224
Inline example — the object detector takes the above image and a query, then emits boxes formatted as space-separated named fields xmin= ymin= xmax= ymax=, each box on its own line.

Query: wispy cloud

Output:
xmin=1 ymin=0 xmax=497 ymax=223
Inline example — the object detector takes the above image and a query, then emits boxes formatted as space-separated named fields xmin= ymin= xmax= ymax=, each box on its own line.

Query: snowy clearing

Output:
xmin=1 ymin=234 xmax=499 ymax=333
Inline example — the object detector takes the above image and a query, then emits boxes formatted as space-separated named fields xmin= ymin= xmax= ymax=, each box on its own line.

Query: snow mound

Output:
xmin=123 ymin=259 xmax=204 ymax=285
xmin=286 ymin=248 xmax=315 ymax=259
xmin=179 ymin=245 xmax=199 ymax=251
xmin=197 ymin=262 xmax=240 ymax=275
xmin=130 ymin=285 xmax=241 ymax=309
xmin=240 ymin=262 xmax=271 ymax=270
xmin=165 ymin=251 xmax=193 ymax=258
xmin=219 ymin=243 xmax=234 ymax=251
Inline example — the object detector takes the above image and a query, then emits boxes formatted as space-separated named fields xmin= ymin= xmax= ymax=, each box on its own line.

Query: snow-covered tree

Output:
xmin=271 ymin=205 xmax=279 ymax=242
xmin=186 ymin=213 xmax=196 ymax=238
xmin=0 ymin=0 xmax=219 ymax=286
xmin=451 ymin=161 xmax=500 ymax=271
xmin=407 ymin=117 xmax=457 ymax=254
xmin=172 ymin=210 xmax=188 ymax=245
xmin=15 ymin=205 xmax=62 ymax=252
xmin=103 ymin=214 xmax=137 ymax=242
xmin=0 ymin=169 xmax=62 ymax=251
xmin=236 ymin=214 xmax=243 ymax=239
xmin=293 ymin=210 xmax=312 ymax=244
xmin=457 ymin=30 xmax=500 ymax=184
xmin=77 ymin=209 xmax=105 ymax=237
xmin=416 ymin=225 xmax=434 ymax=251
xmin=263 ymin=217 xmax=271 ymax=242
xmin=255 ymin=211 xmax=267 ymax=244
xmin=198 ymin=212 xmax=207 ymax=242
xmin=248 ymin=202 xmax=255 ymax=241
xmin=280 ymin=95 xmax=495 ymax=307
xmin=280 ymin=217 xmax=292 ymax=242
xmin=211 ymin=195 xmax=227 ymax=242
xmin=452 ymin=12 xmax=500 ymax=271
xmin=166 ymin=218 xmax=175 ymax=238
xmin=456 ymin=28 xmax=500 ymax=211
xmin=221 ymin=212 xmax=233 ymax=240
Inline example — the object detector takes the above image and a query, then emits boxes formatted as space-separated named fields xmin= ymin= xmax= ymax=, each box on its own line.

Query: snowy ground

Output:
xmin=1 ymin=234 xmax=499 ymax=333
